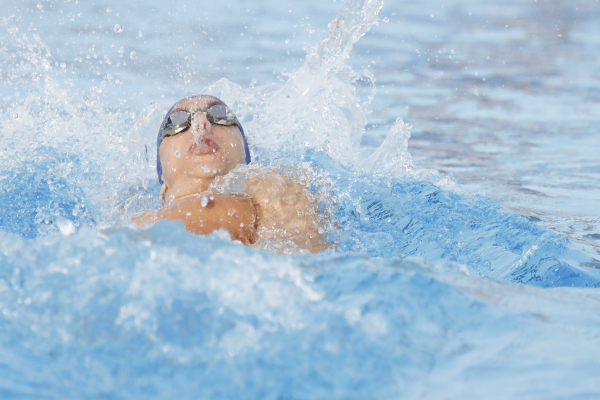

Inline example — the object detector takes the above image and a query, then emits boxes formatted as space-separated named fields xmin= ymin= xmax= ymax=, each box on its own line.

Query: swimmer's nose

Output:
xmin=190 ymin=112 xmax=213 ymax=136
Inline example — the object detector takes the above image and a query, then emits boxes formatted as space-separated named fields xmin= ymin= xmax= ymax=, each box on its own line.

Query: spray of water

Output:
xmin=205 ymin=0 xmax=385 ymax=167
xmin=0 ymin=16 xmax=164 ymax=234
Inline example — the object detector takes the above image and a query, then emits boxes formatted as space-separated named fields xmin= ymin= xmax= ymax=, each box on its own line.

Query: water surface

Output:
xmin=1 ymin=0 xmax=600 ymax=398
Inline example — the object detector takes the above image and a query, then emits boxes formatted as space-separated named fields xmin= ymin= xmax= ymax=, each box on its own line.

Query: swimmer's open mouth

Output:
xmin=189 ymin=136 xmax=218 ymax=155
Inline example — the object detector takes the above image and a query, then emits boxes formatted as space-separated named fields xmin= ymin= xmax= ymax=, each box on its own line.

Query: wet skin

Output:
xmin=133 ymin=96 xmax=328 ymax=252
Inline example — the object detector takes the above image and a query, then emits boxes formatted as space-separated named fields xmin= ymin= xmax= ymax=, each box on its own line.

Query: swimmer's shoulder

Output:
xmin=243 ymin=167 xmax=330 ymax=252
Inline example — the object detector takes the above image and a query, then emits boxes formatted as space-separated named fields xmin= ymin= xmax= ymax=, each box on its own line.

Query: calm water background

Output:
xmin=1 ymin=0 xmax=600 ymax=398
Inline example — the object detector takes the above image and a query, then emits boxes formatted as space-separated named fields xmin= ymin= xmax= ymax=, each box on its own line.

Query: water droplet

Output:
xmin=212 ymin=169 xmax=217 ymax=174
xmin=186 ymin=212 xmax=191 ymax=216
xmin=118 ymin=46 xmax=125 ymax=54
xmin=129 ymin=51 xmax=137 ymax=60
xmin=200 ymin=196 xmax=209 ymax=208
xmin=201 ymin=164 xmax=210 ymax=173
xmin=227 ymin=208 xmax=236 ymax=217
xmin=113 ymin=24 xmax=123 ymax=33
xmin=138 ymin=30 xmax=143 ymax=38
xmin=37 ymin=3 xmax=43 ymax=9
xmin=172 ymin=145 xmax=181 ymax=158
xmin=56 ymin=217 xmax=76 ymax=237
xmin=239 ymin=222 xmax=244 ymax=228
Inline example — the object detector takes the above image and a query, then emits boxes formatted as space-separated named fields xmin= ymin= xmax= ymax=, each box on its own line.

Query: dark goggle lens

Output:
xmin=161 ymin=111 xmax=191 ymax=140
xmin=206 ymin=104 xmax=235 ymax=125
xmin=168 ymin=110 xmax=191 ymax=127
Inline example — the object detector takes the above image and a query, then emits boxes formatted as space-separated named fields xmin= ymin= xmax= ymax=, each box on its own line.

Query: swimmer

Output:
xmin=133 ymin=94 xmax=329 ymax=253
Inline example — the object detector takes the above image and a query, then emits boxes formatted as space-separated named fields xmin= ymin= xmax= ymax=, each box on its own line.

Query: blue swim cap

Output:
xmin=156 ymin=95 xmax=251 ymax=184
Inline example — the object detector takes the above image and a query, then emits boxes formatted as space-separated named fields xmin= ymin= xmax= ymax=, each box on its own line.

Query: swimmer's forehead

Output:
xmin=170 ymin=96 xmax=224 ymax=114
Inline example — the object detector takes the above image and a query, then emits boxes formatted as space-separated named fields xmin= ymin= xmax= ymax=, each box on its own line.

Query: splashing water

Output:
xmin=1 ymin=0 xmax=600 ymax=398
xmin=206 ymin=0 xmax=383 ymax=167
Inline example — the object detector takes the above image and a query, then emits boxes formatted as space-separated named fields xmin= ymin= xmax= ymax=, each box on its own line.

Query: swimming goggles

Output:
xmin=160 ymin=104 xmax=240 ymax=142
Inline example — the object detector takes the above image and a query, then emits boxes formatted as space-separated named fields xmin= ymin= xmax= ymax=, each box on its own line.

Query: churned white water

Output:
xmin=1 ymin=0 xmax=600 ymax=399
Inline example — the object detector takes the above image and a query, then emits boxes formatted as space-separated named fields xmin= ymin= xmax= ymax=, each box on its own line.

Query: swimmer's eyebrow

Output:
xmin=170 ymin=99 xmax=223 ymax=113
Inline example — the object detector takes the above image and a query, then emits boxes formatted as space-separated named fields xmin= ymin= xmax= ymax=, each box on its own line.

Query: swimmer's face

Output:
xmin=159 ymin=96 xmax=246 ymax=187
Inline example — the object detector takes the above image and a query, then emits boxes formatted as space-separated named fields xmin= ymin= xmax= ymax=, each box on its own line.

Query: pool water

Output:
xmin=1 ymin=0 xmax=600 ymax=398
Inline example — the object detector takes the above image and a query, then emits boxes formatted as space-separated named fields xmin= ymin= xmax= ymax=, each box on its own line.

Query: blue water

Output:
xmin=1 ymin=0 xmax=600 ymax=398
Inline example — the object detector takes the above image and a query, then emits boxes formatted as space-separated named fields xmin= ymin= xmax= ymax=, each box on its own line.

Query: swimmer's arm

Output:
xmin=132 ymin=194 xmax=257 ymax=244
